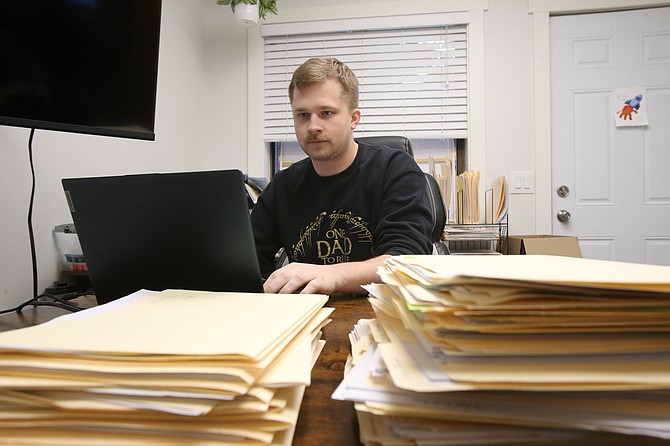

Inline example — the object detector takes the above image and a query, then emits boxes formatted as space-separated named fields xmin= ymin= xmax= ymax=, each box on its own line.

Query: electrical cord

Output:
xmin=0 ymin=129 xmax=89 ymax=316
xmin=0 ymin=292 xmax=84 ymax=315
xmin=0 ymin=129 xmax=81 ymax=316
xmin=28 ymin=128 xmax=38 ymax=300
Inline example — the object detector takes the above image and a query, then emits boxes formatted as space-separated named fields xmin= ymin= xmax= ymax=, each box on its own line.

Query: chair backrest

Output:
xmin=355 ymin=135 xmax=414 ymax=156
xmin=424 ymin=173 xmax=449 ymax=253
xmin=355 ymin=136 xmax=448 ymax=252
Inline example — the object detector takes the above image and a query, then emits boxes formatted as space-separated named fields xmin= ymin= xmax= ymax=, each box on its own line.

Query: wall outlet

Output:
xmin=510 ymin=171 xmax=534 ymax=194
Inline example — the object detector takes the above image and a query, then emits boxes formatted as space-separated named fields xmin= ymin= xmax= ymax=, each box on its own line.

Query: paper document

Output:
xmin=0 ymin=289 xmax=331 ymax=446
xmin=333 ymin=255 xmax=670 ymax=445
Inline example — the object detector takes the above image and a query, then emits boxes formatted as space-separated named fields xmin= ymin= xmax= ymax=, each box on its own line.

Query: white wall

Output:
xmin=0 ymin=0 xmax=250 ymax=308
xmin=483 ymin=0 xmax=536 ymax=235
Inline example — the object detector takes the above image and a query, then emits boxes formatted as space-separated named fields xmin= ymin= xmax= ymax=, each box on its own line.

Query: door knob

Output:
xmin=556 ymin=210 xmax=571 ymax=223
xmin=557 ymin=185 xmax=570 ymax=198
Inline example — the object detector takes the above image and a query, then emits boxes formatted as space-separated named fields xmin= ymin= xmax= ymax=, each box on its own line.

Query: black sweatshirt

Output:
xmin=250 ymin=142 xmax=434 ymax=277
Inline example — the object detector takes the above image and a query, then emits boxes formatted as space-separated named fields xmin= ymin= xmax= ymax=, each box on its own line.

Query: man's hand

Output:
xmin=263 ymin=255 xmax=391 ymax=295
xmin=263 ymin=263 xmax=341 ymax=294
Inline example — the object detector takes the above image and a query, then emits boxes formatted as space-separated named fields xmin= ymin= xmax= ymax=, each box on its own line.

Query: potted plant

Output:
xmin=216 ymin=0 xmax=278 ymax=26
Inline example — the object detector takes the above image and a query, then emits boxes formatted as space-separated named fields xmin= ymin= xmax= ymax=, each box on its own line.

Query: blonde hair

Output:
xmin=288 ymin=57 xmax=359 ymax=110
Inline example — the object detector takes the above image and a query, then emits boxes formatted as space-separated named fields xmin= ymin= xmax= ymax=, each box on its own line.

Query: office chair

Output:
xmin=354 ymin=136 xmax=449 ymax=255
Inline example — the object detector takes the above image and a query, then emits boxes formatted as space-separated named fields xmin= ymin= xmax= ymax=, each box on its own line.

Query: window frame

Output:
xmin=246 ymin=4 xmax=488 ymax=181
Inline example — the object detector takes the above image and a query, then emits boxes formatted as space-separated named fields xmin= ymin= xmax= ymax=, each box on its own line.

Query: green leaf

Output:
xmin=216 ymin=0 xmax=278 ymax=20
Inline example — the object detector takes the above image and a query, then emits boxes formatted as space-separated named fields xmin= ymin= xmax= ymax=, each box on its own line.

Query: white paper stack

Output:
xmin=334 ymin=255 xmax=670 ymax=445
xmin=0 ymin=289 xmax=332 ymax=445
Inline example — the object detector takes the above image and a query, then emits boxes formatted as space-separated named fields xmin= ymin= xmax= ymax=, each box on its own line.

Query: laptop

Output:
xmin=62 ymin=169 xmax=264 ymax=305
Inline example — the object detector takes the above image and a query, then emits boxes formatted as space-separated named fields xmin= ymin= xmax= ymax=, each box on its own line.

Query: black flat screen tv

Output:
xmin=0 ymin=0 xmax=162 ymax=141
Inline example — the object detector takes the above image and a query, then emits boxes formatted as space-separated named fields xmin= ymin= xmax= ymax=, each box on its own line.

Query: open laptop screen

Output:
xmin=62 ymin=170 xmax=264 ymax=304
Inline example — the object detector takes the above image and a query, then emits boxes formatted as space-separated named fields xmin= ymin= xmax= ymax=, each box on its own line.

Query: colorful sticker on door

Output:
xmin=613 ymin=87 xmax=648 ymax=127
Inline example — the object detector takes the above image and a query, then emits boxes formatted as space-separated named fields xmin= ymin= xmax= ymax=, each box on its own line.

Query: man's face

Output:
xmin=291 ymin=78 xmax=360 ymax=168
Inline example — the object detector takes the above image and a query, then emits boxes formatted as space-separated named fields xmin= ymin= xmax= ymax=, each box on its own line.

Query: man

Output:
xmin=251 ymin=57 xmax=433 ymax=295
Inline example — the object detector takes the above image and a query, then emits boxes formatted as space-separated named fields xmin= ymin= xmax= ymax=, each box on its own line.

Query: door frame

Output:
xmin=529 ymin=0 xmax=670 ymax=233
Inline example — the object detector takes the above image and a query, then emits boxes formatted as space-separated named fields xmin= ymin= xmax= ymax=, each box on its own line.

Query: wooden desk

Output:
xmin=294 ymin=294 xmax=374 ymax=445
xmin=0 ymin=293 xmax=374 ymax=446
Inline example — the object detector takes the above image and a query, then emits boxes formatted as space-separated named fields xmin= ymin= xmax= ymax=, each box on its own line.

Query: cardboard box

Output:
xmin=508 ymin=235 xmax=582 ymax=258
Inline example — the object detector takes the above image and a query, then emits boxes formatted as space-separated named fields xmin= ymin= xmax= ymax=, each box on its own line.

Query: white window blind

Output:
xmin=263 ymin=24 xmax=468 ymax=142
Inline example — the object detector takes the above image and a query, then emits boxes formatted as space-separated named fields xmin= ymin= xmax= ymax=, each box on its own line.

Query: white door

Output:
xmin=550 ymin=7 xmax=670 ymax=266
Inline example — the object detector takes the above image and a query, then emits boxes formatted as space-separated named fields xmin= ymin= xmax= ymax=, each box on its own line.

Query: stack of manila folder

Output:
xmin=0 ymin=289 xmax=332 ymax=445
xmin=334 ymin=255 xmax=670 ymax=445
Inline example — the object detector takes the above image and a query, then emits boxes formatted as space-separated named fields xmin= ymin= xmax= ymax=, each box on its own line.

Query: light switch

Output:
xmin=510 ymin=171 xmax=535 ymax=194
